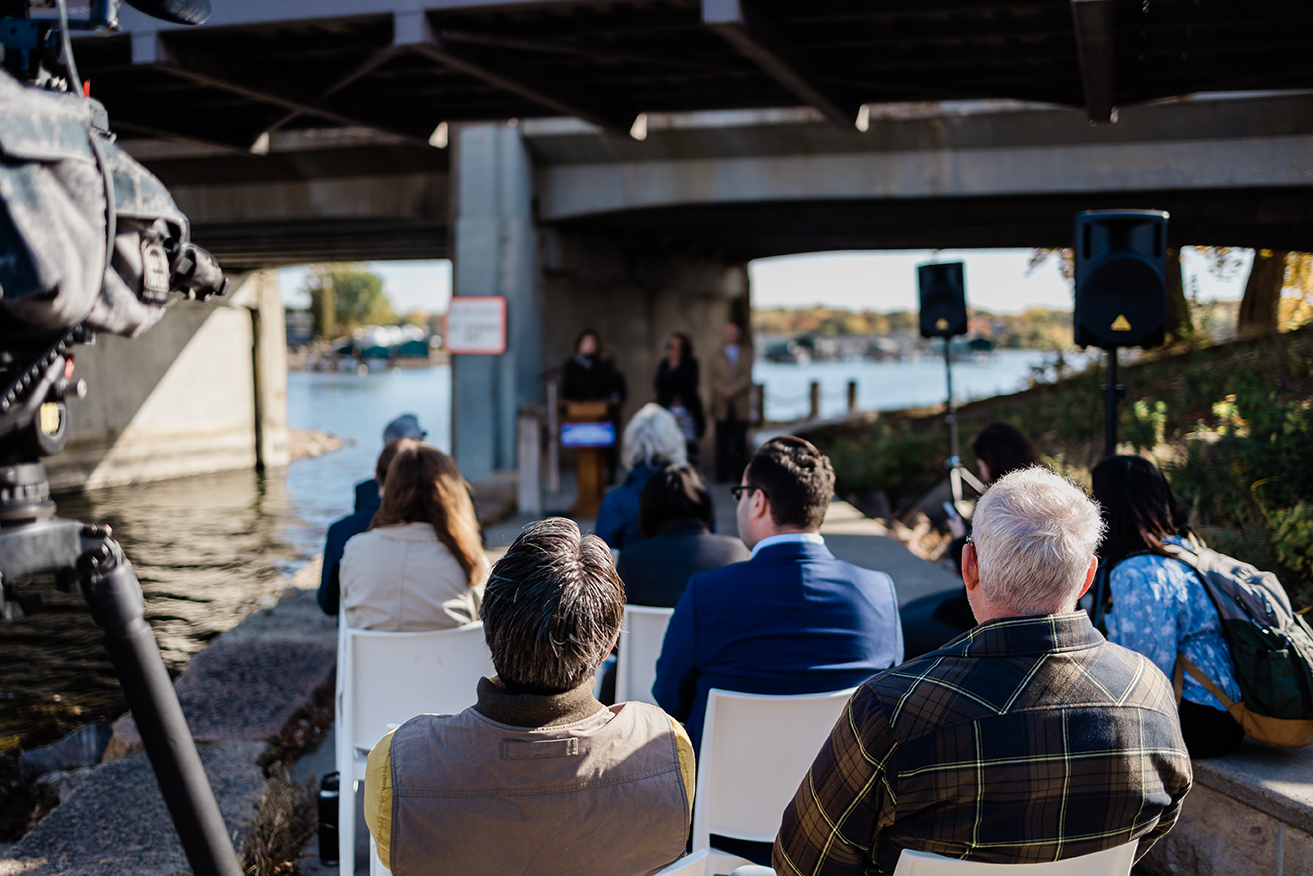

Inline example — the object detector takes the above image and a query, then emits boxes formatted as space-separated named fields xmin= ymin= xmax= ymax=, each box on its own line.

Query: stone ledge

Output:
xmin=1191 ymin=740 xmax=1313 ymax=837
xmin=1140 ymin=740 xmax=1313 ymax=876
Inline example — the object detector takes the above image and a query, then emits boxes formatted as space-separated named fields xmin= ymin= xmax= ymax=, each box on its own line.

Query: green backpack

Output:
xmin=1164 ymin=538 xmax=1313 ymax=748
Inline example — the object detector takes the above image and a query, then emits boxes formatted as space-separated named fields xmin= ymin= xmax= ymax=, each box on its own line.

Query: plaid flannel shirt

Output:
xmin=775 ymin=612 xmax=1193 ymax=875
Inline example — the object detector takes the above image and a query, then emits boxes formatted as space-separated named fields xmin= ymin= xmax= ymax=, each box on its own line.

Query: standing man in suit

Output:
xmin=709 ymin=323 xmax=754 ymax=483
xmin=653 ymin=436 xmax=903 ymax=759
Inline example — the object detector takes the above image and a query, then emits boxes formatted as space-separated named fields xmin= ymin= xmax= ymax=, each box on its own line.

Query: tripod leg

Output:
xmin=80 ymin=546 xmax=243 ymax=876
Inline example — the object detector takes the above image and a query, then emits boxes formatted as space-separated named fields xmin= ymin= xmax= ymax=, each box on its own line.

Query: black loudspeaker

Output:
xmin=918 ymin=262 xmax=968 ymax=338
xmin=1073 ymin=210 xmax=1169 ymax=349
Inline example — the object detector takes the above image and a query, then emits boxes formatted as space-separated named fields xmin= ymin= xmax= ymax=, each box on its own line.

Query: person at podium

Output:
xmin=561 ymin=328 xmax=627 ymax=482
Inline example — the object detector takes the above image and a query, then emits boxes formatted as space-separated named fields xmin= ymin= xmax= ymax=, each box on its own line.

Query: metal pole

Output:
xmin=847 ymin=380 xmax=857 ymax=413
xmin=809 ymin=381 xmax=820 ymax=420
xmin=545 ymin=377 xmax=560 ymax=495
xmin=81 ymin=550 xmax=243 ymax=876
xmin=944 ymin=338 xmax=959 ymax=465
xmin=1105 ymin=347 xmax=1118 ymax=457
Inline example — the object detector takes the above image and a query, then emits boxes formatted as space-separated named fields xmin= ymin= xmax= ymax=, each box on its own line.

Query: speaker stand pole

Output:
xmin=1104 ymin=347 xmax=1120 ymax=457
xmin=941 ymin=337 xmax=987 ymax=506
xmin=943 ymin=337 xmax=958 ymax=466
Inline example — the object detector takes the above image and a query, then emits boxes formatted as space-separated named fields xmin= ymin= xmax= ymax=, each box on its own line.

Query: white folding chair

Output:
xmin=368 ymin=835 xmax=390 ymax=876
xmin=335 ymin=620 xmax=495 ymax=873
xmin=653 ymin=848 xmax=711 ymax=876
xmin=691 ymin=687 xmax=856 ymax=875
xmin=615 ymin=605 xmax=675 ymax=704
xmin=892 ymin=841 xmax=1137 ymax=876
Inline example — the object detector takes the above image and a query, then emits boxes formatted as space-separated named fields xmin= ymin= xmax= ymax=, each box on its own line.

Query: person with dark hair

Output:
xmin=317 ymin=413 xmax=428 ymax=616
xmin=900 ymin=422 xmax=1041 ymax=657
xmin=1092 ymin=454 xmax=1245 ymax=758
xmin=339 ymin=440 xmax=487 ymax=631
xmin=655 ymin=332 xmax=705 ymax=465
xmin=363 ymin=518 xmax=695 ymax=875
xmin=971 ymin=421 xmax=1038 ymax=484
xmin=561 ymin=329 xmax=618 ymax=402
xmin=654 ymin=436 xmax=903 ymax=817
xmin=616 ymin=464 xmax=749 ymax=607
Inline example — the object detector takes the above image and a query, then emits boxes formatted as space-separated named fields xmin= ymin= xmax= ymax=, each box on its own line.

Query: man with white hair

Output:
xmin=773 ymin=467 xmax=1192 ymax=875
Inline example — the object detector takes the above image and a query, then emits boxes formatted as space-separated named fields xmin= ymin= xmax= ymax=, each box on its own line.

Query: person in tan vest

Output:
xmin=708 ymin=322 xmax=754 ymax=483
xmin=363 ymin=517 xmax=695 ymax=876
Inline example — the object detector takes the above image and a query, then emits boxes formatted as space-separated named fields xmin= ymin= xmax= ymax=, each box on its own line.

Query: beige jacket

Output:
xmin=708 ymin=341 xmax=754 ymax=421
xmin=365 ymin=677 xmax=694 ymax=876
xmin=340 ymin=522 xmax=483 ymax=631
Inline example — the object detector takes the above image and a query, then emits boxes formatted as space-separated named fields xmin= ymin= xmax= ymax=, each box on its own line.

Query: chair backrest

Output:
xmin=891 ymin=842 xmax=1137 ymax=876
xmin=652 ymin=848 xmax=709 ymax=876
xmin=338 ymin=620 xmax=495 ymax=754
xmin=692 ymin=687 xmax=855 ymax=850
xmin=615 ymin=605 xmax=675 ymax=704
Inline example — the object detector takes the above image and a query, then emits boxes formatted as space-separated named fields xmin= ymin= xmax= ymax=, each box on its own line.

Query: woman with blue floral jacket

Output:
xmin=1093 ymin=455 xmax=1244 ymax=758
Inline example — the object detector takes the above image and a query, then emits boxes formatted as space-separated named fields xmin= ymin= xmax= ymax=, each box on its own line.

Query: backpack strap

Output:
xmin=1174 ymin=651 xmax=1239 ymax=710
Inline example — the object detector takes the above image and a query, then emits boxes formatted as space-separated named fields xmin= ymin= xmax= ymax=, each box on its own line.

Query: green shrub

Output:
xmin=1269 ymin=503 xmax=1313 ymax=584
xmin=818 ymin=422 xmax=941 ymax=510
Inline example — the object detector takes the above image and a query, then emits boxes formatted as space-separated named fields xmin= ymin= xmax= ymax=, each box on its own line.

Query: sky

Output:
xmin=278 ymin=247 xmax=1255 ymax=316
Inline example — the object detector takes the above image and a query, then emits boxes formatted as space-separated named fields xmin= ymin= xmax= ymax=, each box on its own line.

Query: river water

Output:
xmin=0 ymin=352 xmax=1049 ymax=750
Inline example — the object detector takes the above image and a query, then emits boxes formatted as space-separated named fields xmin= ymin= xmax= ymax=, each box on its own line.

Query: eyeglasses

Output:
xmin=730 ymin=484 xmax=766 ymax=502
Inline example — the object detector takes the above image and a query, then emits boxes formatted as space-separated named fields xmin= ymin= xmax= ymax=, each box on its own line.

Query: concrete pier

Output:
xmin=44 ymin=271 xmax=290 ymax=493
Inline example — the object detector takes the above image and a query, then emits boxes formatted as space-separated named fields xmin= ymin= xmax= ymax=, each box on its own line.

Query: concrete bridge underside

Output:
xmin=122 ymin=92 xmax=1313 ymax=481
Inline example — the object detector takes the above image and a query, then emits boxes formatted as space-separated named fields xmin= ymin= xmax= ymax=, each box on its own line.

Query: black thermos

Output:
xmin=318 ymin=772 xmax=340 ymax=865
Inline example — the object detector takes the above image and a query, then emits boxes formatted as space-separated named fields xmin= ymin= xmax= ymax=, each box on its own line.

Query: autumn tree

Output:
xmin=303 ymin=265 xmax=396 ymax=338
xmin=1197 ymin=248 xmax=1313 ymax=336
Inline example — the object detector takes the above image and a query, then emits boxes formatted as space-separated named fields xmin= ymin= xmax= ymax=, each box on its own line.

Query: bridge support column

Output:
xmin=451 ymin=122 xmax=542 ymax=483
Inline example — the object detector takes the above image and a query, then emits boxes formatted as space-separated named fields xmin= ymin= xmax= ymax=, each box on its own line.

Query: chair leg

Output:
xmin=339 ymin=775 xmax=356 ymax=875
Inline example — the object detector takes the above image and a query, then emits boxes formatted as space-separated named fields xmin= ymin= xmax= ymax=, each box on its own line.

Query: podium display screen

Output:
xmin=562 ymin=421 xmax=616 ymax=448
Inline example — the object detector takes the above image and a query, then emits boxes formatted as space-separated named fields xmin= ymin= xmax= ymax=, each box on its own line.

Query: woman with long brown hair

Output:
xmin=340 ymin=439 xmax=487 ymax=631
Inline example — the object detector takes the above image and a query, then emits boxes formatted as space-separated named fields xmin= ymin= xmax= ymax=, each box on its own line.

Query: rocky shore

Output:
xmin=0 ymin=561 xmax=336 ymax=876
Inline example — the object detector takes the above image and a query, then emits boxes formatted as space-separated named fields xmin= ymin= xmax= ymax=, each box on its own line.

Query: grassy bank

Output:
xmin=806 ymin=326 xmax=1313 ymax=608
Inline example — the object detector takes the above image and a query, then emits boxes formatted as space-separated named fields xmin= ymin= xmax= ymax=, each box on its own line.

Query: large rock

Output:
xmin=0 ymin=740 xmax=265 ymax=876
xmin=20 ymin=724 xmax=112 ymax=783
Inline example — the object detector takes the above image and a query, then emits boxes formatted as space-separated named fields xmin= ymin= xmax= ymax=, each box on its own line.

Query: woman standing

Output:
xmin=654 ymin=332 xmax=705 ymax=466
xmin=340 ymin=440 xmax=488 ymax=631
xmin=1092 ymin=455 xmax=1245 ymax=758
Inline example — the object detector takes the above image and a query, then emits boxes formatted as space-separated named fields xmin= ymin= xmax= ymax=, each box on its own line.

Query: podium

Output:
xmin=561 ymin=401 xmax=615 ymax=518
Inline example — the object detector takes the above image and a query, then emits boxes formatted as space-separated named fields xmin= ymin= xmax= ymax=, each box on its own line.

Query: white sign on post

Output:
xmin=445 ymin=296 xmax=507 ymax=355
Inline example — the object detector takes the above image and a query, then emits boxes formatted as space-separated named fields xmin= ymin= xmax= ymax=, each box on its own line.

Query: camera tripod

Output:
xmin=0 ymin=325 xmax=241 ymax=876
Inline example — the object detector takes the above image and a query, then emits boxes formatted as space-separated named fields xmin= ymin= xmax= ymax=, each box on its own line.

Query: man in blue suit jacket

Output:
xmin=653 ymin=436 xmax=903 ymax=758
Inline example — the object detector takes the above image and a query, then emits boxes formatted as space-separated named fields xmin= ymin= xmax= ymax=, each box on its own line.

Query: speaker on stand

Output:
xmin=1073 ymin=209 xmax=1169 ymax=631
xmin=918 ymin=262 xmax=985 ymax=511
xmin=1073 ymin=209 xmax=1169 ymax=458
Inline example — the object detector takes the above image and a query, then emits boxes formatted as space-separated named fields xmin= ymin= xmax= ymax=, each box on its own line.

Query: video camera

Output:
xmin=0 ymin=3 xmax=244 ymax=874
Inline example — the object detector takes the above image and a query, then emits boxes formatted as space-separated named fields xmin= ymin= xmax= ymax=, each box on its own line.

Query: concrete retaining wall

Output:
xmin=45 ymin=272 xmax=289 ymax=492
